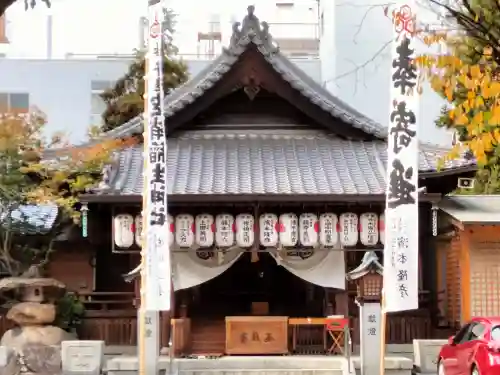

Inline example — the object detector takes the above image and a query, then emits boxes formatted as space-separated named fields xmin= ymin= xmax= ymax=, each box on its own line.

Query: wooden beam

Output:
xmin=80 ymin=192 xmax=443 ymax=204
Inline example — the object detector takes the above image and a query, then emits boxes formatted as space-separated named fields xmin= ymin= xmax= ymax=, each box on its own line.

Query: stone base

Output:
xmin=0 ymin=326 xmax=75 ymax=353
xmin=106 ymin=355 xmax=413 ymax=375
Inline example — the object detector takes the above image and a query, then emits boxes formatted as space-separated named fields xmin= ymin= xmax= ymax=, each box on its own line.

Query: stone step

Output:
xmin=178 ymin=371 xmax=344 ymax=375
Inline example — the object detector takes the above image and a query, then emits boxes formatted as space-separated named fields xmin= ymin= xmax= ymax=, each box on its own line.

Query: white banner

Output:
xmin=383 ymin=3 xmax=419 ymax=312
xmin=143 ymin=0 xmax=171 ymax=312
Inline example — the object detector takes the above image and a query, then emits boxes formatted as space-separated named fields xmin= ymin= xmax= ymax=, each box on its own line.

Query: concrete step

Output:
xmin=107 ymin=356 xmax=348 ymax=375
xmin=178 ymin=371 xmax=344 ymax=375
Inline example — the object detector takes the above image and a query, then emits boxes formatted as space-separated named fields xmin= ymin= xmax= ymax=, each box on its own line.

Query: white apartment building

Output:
xmin=0 ymin=0 xmax=453 ymax=145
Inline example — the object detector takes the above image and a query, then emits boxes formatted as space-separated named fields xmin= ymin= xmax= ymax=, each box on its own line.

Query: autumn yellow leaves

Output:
xmin=0 ymin=108 xmax=137 ymax=224
xmin=416 ymin=39 xmax=500 ymax=166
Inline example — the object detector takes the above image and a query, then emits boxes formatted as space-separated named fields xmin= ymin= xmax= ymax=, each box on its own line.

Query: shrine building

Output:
xmin=34 ymin=6 xmax=478 ymax=356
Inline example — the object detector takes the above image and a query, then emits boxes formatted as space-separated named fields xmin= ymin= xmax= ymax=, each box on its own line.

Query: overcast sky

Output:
xmin=5 ymin=0 xmax=317 ymax=58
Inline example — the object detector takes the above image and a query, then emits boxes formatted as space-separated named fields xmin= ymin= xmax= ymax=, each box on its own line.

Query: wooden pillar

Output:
xmin=335 ymin=291 xmax=349 ymax=317
xmin=460 ymin=228 xmax=472 ymax=323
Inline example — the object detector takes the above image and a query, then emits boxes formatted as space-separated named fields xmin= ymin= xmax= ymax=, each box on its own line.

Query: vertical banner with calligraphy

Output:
xmin=383 ymin=3 xmax=419 ymax=312
xmin=144 ymin=0 xmax=171 ymax=312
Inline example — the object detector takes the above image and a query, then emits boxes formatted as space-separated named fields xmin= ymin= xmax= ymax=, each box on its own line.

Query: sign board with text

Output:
xmin=225 ymin=316 xmax=288 ymax=355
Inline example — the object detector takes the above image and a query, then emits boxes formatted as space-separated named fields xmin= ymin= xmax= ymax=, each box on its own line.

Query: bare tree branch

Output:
xmin=325 ymin=39 xmax=392 ymax=89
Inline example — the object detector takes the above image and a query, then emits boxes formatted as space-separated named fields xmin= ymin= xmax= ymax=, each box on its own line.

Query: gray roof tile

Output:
xmin=100 ymin=6 xmax=387 ymax=141
xmin=3 ymin=204 xmax=59 ymax=234
xmin=96 ymin=131 xmax=475 ymax=196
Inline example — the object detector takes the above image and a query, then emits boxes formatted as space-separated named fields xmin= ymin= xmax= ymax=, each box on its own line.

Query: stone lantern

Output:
xmin=346 ymin=251 xmax=383 ymax=301
xmin=0 ymin=274 xmax=74 ymax=352
xmin=346 ymin=251 xmax=384 ymax=375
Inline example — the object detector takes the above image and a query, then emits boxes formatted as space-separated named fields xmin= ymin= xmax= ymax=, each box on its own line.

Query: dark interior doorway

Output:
xmin=192 ymin=252 xmax=325 ymax=318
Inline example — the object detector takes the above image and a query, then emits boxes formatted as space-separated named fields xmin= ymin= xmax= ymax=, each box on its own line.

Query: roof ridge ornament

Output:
xmin=229 ymin=5 xmax=275 ymax=51
xmin=346 ymin=251 xmax=384 ymax=281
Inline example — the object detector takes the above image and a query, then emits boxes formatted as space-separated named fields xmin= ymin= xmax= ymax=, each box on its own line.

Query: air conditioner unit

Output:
xmin=457 ymin=178 xmax=474 ymax=189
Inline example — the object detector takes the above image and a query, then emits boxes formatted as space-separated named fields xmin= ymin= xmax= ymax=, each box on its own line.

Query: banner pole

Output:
xmin=139 ymin=0 xmax=167 ymax=374
xmin=139 ymin=46 xmax=160 ymax=375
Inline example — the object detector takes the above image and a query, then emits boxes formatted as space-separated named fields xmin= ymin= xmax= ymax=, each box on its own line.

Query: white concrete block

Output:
xmin=413 ymin=339 xmax=447 ymax=374
xmin=61 ymin=340 xmax=104 ymax=375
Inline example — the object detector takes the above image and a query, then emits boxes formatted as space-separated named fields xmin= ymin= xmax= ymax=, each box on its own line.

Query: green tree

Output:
xmin=99 ymin=8 xmax=189 ymax=132
xmin=0 ymin=0 xmax=50 ymax=16
xmin=417 ymin=0 xmax=500 ymax=193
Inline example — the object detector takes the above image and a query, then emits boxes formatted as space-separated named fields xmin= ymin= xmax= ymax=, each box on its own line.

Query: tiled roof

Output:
xmin=95 ymin=130 xmax=475 ymax=196
xmin=2 ymin=204 xmax=59 ymax=235
xmin=99 ymin=6 xmax=387 ymax=141
xmin=439 ymin=195 xmax=500 ymax=224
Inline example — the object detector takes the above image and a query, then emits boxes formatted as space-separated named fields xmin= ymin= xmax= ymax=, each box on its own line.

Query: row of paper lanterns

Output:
xmin=113 ymin=212 xmax=385 ymax=249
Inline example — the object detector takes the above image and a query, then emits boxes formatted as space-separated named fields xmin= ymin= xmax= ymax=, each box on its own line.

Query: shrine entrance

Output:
xmin=183 ymin=251 xmax=331 ymax=355
xmin=190 ymin=251 xmax=326 ymax=318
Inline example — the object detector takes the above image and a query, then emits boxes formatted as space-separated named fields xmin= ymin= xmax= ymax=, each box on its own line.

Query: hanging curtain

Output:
xmin=173 ymin=246 xmax=244 ymax=290
xmin=124 ymin=247 xmax=244 ymax=291
xmin=268 ymin=248 xmax=346 ymax=289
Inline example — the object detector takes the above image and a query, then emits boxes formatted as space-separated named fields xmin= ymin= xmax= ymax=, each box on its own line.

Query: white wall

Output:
xmin=319 ymin=0 xmax=454 ymax=146
xmin=0 ymin=58 xmax=322 ymax=144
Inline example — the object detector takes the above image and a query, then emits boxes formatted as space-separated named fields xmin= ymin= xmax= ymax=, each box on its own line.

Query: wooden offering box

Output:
xmin=225 ymin=316 xmax=288 ymax=355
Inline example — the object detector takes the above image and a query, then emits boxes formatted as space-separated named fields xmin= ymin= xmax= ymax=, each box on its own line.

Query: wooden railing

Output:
xmin=289 ymin=310 xmax=432 ymax=353
xmin=0 ymin=310 xmax=433 ymax=351
xmin=79 ymin=311 xmax=137 ymax=345
xmin=73 ymin=292 xmax=136 ymax=311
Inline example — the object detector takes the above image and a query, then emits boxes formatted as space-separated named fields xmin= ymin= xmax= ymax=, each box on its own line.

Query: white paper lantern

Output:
xmin=279 ymin=213 xmax=298 ymax=247
xmin=360 ymin=213 xmax=379 ymax=246
xmin=168 ymin=214 xmax=174 ymax=246
xmin=215 ymin=214 xmax=235 ymax=247
xmin=339 ymin=212 xmax=359 ymax=247
xmin=175 ymin=214 xmax=194 ymax=248
xmin=299 ymin=213 xmax=319 ymax=247
xmin=259 ymin=213 xmax=278 ymax=247
xmin=134 ymin=215 xmax=143 ymax=247
xmin=379 ymin=213 xmax=385 ymax=245
xmin=319 ymin=213 xmax=338 ymax=247
xmin=235 ymin=213 xmax=254 ymax=248
xmin=195 ymin=214 xmax=214 ymax=247
xmin=113 ymin=214 xmax=135 ymax=248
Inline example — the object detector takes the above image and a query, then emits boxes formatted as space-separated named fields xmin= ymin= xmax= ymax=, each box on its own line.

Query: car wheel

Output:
xmin=471 ymin=364 xmax=480 ymax=375
xmin=438 ymin=359 xmax=446 ymax=375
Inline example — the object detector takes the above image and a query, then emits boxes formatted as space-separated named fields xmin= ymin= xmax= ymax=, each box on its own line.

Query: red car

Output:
xmin=438 ymin=317 xmax=500 ymax=375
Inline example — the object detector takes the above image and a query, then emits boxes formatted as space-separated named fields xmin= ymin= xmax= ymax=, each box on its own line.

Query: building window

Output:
xmin=0 ymin=92 xmax=30 ymax=112
xmin=90 ymin=80 xmax=114 ymax=125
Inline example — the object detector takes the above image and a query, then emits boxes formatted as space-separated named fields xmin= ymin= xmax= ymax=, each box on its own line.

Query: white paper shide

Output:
xmin=383 ymin=3 xmax=419 ymax=312
xmin=143 ymin=1 xmax=171 ymax=311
